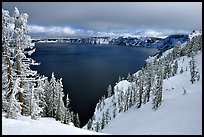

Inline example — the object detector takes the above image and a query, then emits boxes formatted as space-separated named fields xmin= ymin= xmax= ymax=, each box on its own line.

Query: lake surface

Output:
xmin=31 ymin=43 xmax=158 ymax=127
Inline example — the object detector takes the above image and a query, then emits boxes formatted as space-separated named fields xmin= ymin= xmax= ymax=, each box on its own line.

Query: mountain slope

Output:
xmin=83 ymin=30 xmax=202 ymax=135
xmin=101 ymin=52 xmax=202 ymax=135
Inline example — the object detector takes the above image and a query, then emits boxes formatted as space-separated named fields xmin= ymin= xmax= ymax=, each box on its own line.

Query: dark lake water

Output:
xmin=31 ymin=42 xmax=158 ymax=127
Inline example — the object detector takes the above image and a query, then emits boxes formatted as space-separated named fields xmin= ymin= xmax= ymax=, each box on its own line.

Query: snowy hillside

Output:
xmin=2 ymin=113 xmax=106 ymax=135
xmin=189 ymin=30 xmax=202 ymax=40
xmin=102 ymin=52 xmax=202 ymax=135
xmin=83 ymin=30 xmax=202 ymax=135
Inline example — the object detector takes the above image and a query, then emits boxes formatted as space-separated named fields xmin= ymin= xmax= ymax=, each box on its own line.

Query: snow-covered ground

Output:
xmin=2 ymin=114 xmax=106 ymax=135
xmin=102 ymin=52 xmax=202 ymax=135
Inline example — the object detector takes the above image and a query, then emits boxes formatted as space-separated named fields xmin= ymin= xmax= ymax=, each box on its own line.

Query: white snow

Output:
xmin=101 ymin=52 xmax=202 ymax=135
xmin=2 ymin=114 xmax=106 ymax=135
xmin=114 ymin=80 xmax=132 ymax=94
xmin=189 ymin=30 xmax=202 ymax=40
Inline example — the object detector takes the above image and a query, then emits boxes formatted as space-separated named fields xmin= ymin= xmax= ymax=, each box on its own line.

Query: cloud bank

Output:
xmin=3 ymin=2 xmax=202 ymax=38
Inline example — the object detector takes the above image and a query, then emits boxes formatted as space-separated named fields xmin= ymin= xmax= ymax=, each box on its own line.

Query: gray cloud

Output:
xmin=2 ymin=2 xmax=202 ymax=36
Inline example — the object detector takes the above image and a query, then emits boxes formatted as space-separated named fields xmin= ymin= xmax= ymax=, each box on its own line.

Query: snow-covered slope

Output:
xmin=189 ymin=30 xmax=202 ymax=40
xmin=102 ymin=52 xmax=202 ymax=135
xmin=2 ymin=113 xmax=106 ymax=135
xmin=83 ymin=30 xmax=202 ymax=135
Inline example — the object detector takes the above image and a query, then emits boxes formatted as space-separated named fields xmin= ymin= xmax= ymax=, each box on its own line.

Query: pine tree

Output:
xmin=2 ymin=9 xmax=13 ymax=94
xmin=5 ymin=78 xmax=22 ymax=119
xmin=55 ymin=78 xmax=66 ymax=122
xmin=101 ymin=112 xmax=105 ymax=129
xmin=43 ymin=77 xmax=51 ymax=116
xmin=2 ymin=7 xmax=40 ymax=116
xmin=37 ymin=76 xmax=49 ymax=117
xmin=12 ymin=7 xmax=37 ymax=114
xmin=143 ymin=59 xmax=154 ymax=104
xmin=130 ymin=83 xmax=137 ymax=107
xmin=127 ymin=72 xmax=133 ymax=82
xmin=113 ymin=105 xmax=117 ymax=118
xmin=105 ymin=109 xmax=110 ymax=125
xmin=73 ymin=113 xmax=81 ymax=128
xmin=136 ymin=71 xmax=144 ymax=108
xmin=95 ymin=121 xmax=100 ymax=132
xmin=101 ymin=95 xmax=106 ymax=108
xmin=47 ymin=72 xmax=57 ymax=117
xmin=87 ymin=118 xmax=93 ymax=130
xmin=107 ymin=84 xmax=112 ymax=98
xmin=172 ymin=60 xmax=178 ymax=76
xmin=189 ymin=56 xmax=197 ymax=84
xmin=117 ymin=91 xmax=124 ymax=113
xmin=118 ymin=76 xmax=121 ymax=83
xmin=70 ymin=111 xmax=74 ymax=124
xmin=152 ymin=67 xmax=163 ymax=110
xmin=124 ymin=89 xmax=129 ymax=112
xmin=30 ymin=86 xmax=42 ymax=120
xmin=96 ymin=99 xmax=102 ymax=111
xmin=172 ymin=42 xmax=181 ymax=59
xmin=64 ymin=94 xmax=71 ymax=124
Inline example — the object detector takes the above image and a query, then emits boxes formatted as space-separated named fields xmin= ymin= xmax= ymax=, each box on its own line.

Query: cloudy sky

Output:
xmin=2 ymin=2 xmax=202 ymax=38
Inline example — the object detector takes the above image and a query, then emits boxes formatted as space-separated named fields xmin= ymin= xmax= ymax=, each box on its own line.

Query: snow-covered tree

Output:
xmin=87 ymin=118 xmax=93 ymax=130
xmin=47 ymin=72 xmax=57 ymax=117
xmin=105 ymin=108 xmax=110 ymax=125
xmin=96 ymin=98 xmax=102 ymax=111
xmin=37 ymin=76 xmax=49 ymax=117
xmin=12 ymin=7 xmax=37 ymax=113
xmin=189 ymin=56 xmax=197 ymax=84
xmin=163 ymin=61 xmax=172 ymax=79
xmin=30 ymin=86 xmax=42 ymax=120
xmin=95 ymin=121 xmax=100 ymax=132
xmin=152 ymin=66 xmax=163 ymax=110
xmin=2 ymin=7 xmax=41 ymax=116
xmin=172 ymin=42 xmax=181 ymax=59
xmin=136 ymin=70 xmax=144 ymax=108
xmin=127 ymin=72 xmax=133 ymax=82
xmin=118 ymin=76 xmax=121 ymax=83
xmin=64 ymin=94 xmax=71 ymax=124
xmin=55 ymin=78 xmax=66 ymax=122
xmin=5 ymin=78 xmax=22 ymax=119
xmin=143 ymin=57 xmax=155 ymax=104
xmin=73 ymin=113 xmax=81 ymax=128
xmin=172 ymin=60 xmax=178 ymax=76
xmin=113 ymin=105 xmax=117 ymax=118
xmin=107 ymin=84 xmax=112 ymax=98
xmin=117 ymin=90 xmax=124 ymax=113
xmin=101 ymin=112 xmax=105 ymax=129
xmin=2 ymin=9 xmax=13 ymax=94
